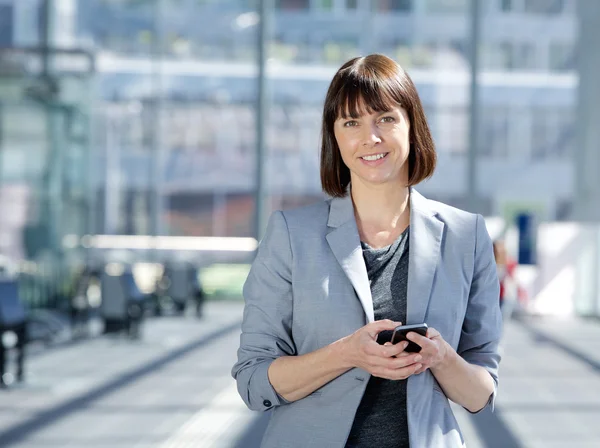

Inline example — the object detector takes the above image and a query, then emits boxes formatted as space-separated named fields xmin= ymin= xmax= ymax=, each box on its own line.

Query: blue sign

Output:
xmin=516 ymin=212 xmax=537 ymax=265
xmin=0 ymin=6 xmax=13 ymax=47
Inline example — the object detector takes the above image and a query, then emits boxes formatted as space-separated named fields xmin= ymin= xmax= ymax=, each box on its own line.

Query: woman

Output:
xmin=493 ymin=239 xmax=522 ymax=323
xmin=232 ymin=54 xmax=502 ymax=448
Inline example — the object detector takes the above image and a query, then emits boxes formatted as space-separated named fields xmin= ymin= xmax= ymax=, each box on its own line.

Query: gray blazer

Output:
xmin=232 ymin=188 xmax=502 ymax=448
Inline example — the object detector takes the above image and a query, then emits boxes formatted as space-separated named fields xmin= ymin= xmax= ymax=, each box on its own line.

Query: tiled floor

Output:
xmin=1 ymin=303 xmax=599 ymax=448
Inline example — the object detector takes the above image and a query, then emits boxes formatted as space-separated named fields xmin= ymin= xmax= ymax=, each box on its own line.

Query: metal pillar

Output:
xmin=254 ymin=0 xmax=272 ymax=241
xmin=40 ymin=0 xmax=63 ymax=254
xmin=150 ymin=0 xmax=166 ymax=238
xmin=574 ymin=0 xmax=600 ymax=317
xmin=360 ymin=0 xmax=375 ymax=55
xmin=467 ymin=0 xmax=481 ymax=213
xmin=574 ymin=0 xmax=600 ymax=222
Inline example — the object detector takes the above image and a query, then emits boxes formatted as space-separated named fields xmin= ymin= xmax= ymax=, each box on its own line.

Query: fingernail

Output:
xmin=415 ymin=355 xmax=422 ymax=362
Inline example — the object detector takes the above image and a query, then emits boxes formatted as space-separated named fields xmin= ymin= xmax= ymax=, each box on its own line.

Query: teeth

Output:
xmin=362 ymin=153 xmax=386 ymax=161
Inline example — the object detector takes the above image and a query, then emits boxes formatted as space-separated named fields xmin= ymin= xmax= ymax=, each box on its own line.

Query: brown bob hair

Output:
xmin=320 ymin=54 xmax=437 ymax=197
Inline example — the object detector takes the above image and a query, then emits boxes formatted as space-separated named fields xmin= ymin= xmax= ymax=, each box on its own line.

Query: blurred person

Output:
xmin=232 ymin=54 xmax=502 ymax=448
xmin=493 ymin=239 xmax=520 ymax=323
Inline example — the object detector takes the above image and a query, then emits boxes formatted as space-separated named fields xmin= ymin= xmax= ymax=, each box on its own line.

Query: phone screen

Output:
xmin=376 ymin=329 xmax=395 ymax=345
xmin=391 ymin=324 xmax=428 ymax=352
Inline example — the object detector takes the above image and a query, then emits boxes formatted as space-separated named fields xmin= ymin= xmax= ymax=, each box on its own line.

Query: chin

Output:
xmin=361 ymin=176 xmax=394 ymax=186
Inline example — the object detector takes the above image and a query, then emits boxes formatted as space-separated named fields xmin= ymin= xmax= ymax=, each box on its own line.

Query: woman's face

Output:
xmin=333 ymin=103 xmax=411 ymax=188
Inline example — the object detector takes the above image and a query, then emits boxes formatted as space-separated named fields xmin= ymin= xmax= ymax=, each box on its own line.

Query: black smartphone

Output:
xmin=391 ymin=323 xmax=428 ymax=352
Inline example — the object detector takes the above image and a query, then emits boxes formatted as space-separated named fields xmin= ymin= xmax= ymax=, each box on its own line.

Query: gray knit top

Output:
xmin=345 ymin=226 xmax=410 ymax=448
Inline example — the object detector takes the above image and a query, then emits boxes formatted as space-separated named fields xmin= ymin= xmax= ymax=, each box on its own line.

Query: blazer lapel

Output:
xmin=326 ymin=195 xmax=374 ymax=323
xmin=407 ymin=188 xmax=444 ymax=325
xmin=325 ymin=188 xmax=443 ymax=325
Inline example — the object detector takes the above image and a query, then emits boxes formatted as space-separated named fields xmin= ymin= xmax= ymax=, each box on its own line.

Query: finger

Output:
xmin=373 ymin=351 xmax=418 ymax=369
xmin=392 ymin=363 xmax=423 ymax=380
xmin=370 ymin=319 xmax=402 ymax=331
xmin=382 ymin=341 xmax=409 ymax=357
xmin=406 ymin=331 xmax=434 ymax=349
xmin=365 ymin=337 xmax=407 ymax=357
xmin=375 ymin=363 xmax=422 ymax=380
xmin=426 ymin=327 xmax=441 ymax=339
xmin=366 ymin=354 xmax=400 ymax=369
xmin=381 ymin=341 xmax=399 ymax=356
xmin=363 ymin=340 xmax=393 ymax=357
xmin=388 ymin=353 xmax=422 ymax=370
xmin=367 ymin=319 xmax=402 ymax=337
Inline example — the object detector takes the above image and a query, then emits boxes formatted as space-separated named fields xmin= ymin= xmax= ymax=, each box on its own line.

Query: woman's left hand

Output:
xmin=405 ymin=327 xmax=451 ymax=375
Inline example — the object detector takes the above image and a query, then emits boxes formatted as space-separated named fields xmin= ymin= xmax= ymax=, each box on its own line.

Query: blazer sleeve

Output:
xmin=457 ymin=214 xmax=503 ymax=413
xmin=231 ymin=211 xmax=296 ymax=412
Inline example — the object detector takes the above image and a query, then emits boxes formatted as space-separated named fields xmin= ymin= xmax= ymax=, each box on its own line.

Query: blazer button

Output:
xmin=263 ymin=399 xmax=272 ymax=407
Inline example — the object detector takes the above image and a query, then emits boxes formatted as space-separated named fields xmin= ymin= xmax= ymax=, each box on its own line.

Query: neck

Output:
xmin=350 ymin=178 xmax=410 ymax=232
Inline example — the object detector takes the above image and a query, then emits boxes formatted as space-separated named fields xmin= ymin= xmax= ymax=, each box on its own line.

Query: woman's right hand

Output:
xmin=339 ymin=319 xmax=423 ymax=380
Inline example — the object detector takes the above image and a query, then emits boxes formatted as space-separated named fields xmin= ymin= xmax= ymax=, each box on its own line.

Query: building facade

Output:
xmin=0 ymin=0 xmax=580 ymax=241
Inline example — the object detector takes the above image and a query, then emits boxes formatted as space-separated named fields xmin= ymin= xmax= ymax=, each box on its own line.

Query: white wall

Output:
xmin=510 ymin=222 xmax=600 ymax=317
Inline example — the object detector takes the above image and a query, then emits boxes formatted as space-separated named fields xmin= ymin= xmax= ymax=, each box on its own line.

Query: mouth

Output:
xmin=360 ymin=152 xmax=388 ymax=162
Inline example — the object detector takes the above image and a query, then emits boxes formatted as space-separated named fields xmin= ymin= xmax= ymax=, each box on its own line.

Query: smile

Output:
xmin=360 ymin=153 xmax=388 ymax=161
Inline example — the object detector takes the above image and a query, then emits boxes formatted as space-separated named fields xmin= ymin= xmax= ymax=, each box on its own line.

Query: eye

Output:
xmin=343 ymin=120 xmax=358 ymax=127
xmin=380 ymin=116 xmax=395 ymax=124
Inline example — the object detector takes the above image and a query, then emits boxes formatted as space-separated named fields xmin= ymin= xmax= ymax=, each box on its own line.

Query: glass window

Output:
xmin=524 ymin=0 xmax=564 ymax=15
xmin=424 ymin=0 xmax=467 ymax=13
xmin=549 ymin=42 xmax=575 ymax=72
xmin=428 ymin=106 xmax=469 ymax=155
xmin=276 ymin=0 xmax=310 ymax=10
xmin=499 ymin=41 xmax=536 ymax=70
xmin=515 ymin=42 xmax=536 ymax=70
xmin=374 ymin=0 xmax=412 ymax=12
xmin=500 ymin=0 xmax=515 ymax=12
xmin=316 ymin=0 xmax=334 ymax=10
xmin=480 ymin=43 xmax=507 ymax=70
xmin=479 ymin=107 xmax=510 ymax=157
xmin=346 ymin=0 xmax=358 ymax=10
xmin=531 ymin=108 xmax=574 ymax=158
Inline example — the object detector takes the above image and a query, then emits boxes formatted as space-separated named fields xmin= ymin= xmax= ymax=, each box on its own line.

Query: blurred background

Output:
xmin=0 ymin=0 xmax=599 ymax=447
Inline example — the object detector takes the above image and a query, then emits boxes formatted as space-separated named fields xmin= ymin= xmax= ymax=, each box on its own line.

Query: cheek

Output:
xmin=391 ymin=126 xmax=410 ymax=145
xmin=335 ymin=135 xmax=355 ymax=162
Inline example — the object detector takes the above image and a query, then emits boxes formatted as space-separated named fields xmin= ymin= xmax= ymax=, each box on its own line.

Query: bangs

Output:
xmin=333 ymin=72 xmax=404 ymax=120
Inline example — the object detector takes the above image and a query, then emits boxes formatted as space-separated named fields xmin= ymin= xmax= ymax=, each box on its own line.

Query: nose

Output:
xmin=362 ymin=123 xmax=382 ymax=146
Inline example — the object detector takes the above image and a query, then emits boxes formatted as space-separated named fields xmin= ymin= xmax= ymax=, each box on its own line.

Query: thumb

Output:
xmin=366 ymin=319 xmax=401 ymax=337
